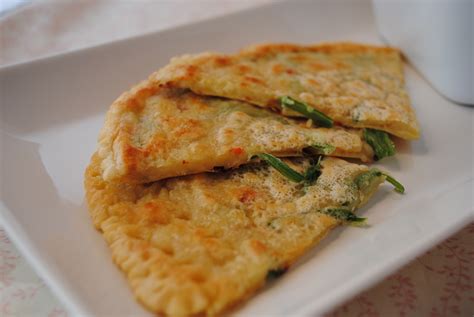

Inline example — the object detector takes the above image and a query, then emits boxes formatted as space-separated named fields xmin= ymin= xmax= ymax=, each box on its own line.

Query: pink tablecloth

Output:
xmin=0 ymin=1 xmax=473 ymax=316
xmin=1 ymin=224 xmax=473 ymax=316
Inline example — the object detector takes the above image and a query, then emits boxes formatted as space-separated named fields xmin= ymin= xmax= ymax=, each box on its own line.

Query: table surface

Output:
xmin=0 ymin=1 xmax=473 ymax=316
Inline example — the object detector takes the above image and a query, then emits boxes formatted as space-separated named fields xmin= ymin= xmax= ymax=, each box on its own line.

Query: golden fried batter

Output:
xmin=154 ymin=42 xmax=419 ymax=139
xmin=98 ymin=86 xmax=372 ymax=184
xmin=85 ymin=154 xmax=386 ymax=316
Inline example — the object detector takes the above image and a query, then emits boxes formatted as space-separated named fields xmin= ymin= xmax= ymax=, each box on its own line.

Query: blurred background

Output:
xmin=0 ymin=0 xmax=272 ymax=67
xmin=1 ymin=0 xmax=471 ymax=104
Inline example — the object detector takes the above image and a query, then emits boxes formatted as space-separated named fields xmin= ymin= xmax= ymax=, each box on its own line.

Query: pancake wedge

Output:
xmin=98 ymin=85 xmax=373 ymax=184
xmin=154 ymin=42 xmax=420 ymax=140
xmin=85 ymin=154 xmax=389 ymax=316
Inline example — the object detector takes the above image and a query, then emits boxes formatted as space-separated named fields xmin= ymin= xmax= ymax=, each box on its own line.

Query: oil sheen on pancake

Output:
xmin=98 ymin=85 xmax=373 ymax=184
xmin=154 ymin=42 xmax=420 ymax=140
xmin=85 ymin=154 xmax=387 ymax=316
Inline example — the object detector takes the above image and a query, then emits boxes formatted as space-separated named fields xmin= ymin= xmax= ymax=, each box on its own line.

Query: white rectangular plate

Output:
xmin=0 ymin=0 xmax=472 ymax=316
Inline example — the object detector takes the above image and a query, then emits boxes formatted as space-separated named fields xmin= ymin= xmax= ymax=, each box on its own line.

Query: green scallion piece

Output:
xmin=322 ymin=208 xmax=366 ymax=224
xmin=256 ymin=153 xmax=304 ymax=182
xmin=382 ymin=173 xmax=405 ymax=194
xmin=363 ymin=128 xmax=395 ymax=160
xmin=303 ymin=156 xmax=323 ymax=185
xmin=280 ymin=96 xmax=333 ymax=128
xmin=355 ymin=169 xmax=383 ymax=190
xmin=355 ymin=169 xmax=405 ymax=194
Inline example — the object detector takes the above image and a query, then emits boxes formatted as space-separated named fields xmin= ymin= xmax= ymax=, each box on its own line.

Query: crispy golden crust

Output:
xmin=98 ymin=86 xmax=373 ymax=184
xmin=85 ymin=154 xmax=385 ymax=316
xmin=154 ymin=42 xmax=420 ymax=140
xmin=239 ymin=42 xmax=402 ymax=56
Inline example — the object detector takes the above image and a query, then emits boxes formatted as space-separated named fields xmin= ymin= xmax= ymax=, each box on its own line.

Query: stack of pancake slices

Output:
xmin=85 ymin=42 xmax=419 ymax=316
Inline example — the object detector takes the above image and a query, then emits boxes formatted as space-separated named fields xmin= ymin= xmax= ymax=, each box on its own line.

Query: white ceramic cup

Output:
xmin=373 ymin=0 xmax=473 ymax=105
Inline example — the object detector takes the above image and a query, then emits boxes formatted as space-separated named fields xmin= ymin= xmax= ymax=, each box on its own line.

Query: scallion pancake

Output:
xmin=85 ymin=154 xmax=387 ymax=316
xmin=98 ymin=85 xmax=373 ymax=184
xmin=155 ymin=42 xmax=420 ymax=140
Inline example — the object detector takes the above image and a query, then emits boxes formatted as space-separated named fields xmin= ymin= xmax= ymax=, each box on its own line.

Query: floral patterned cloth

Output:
xmin=0 ymin=229 xmax=66 ymax=317
xmin=328 ymin=223 xmax=474 ymax=317
xmin=1 ymin=224 xmax=473 ymax=317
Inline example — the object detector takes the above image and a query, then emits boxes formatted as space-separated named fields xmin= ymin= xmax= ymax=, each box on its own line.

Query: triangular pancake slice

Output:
xmin=154 ymin=42 xmax=420 ymax=140
xmin=98 ymin=83 xmax=373 ymax=184
xmin=85 ymin=154 xmax=388 ymax=316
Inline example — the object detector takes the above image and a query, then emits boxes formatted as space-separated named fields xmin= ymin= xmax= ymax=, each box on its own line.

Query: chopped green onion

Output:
xmin=256 ymin=153 xmax=304 ymax=182
xmin=355 ymin=169 xmax=383 ymax=190
xmin=303 ymin=156 xmax=323 ymax=185
xmin=363 ymin=128 xmax=395 ymax=160
xmin=355 ymin=169 xmax=405 ymax=194
xmin=255 ymin=154 xmax=325 ymax=184
xmin=322 ymin=208 xmax=366 ymax=224
xmin=382 ymin=172 xmax=405 ymax=194
xmin=280 ymin=96 xmax=333 ymax=128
